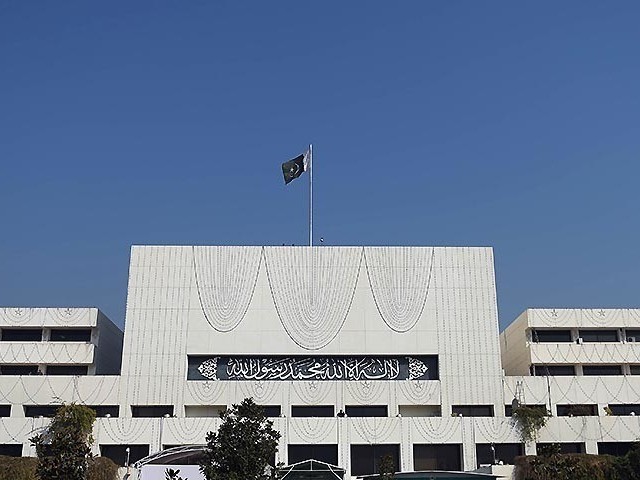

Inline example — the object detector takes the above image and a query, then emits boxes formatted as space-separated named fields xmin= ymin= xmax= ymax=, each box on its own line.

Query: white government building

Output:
xmin=1 ymin=246 xmax=639 ymax=479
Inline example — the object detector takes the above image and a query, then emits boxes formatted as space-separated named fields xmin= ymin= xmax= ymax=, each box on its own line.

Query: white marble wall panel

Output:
xmin=531 ymin=343 xmax=640 ymax=364
xmin=0 ymin=307 xmax=96 ymax=327
xmin=0 ymin=342 xmax=94 ymax=364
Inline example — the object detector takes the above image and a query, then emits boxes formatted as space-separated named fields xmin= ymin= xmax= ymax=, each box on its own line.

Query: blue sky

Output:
xmin=1 ymin=1 xmax=638 ymax=330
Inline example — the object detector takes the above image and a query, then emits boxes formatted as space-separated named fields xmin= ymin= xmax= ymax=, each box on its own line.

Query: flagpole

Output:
xmin=309 ymin=143 xmax=313 ymax=247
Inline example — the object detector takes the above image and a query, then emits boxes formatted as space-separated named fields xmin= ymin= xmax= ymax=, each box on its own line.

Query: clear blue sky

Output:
xmin=1 ymin=1 xmax=638 ymax=330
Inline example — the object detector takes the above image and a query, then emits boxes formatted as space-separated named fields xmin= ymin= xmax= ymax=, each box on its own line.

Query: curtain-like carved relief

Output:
xmin=364 ymin=247 xmax=434 ymax=332
xmin=264 ymin=247 xmax=362 ymax=350
xmin=193 ymin=246 xmax=262 ymax=332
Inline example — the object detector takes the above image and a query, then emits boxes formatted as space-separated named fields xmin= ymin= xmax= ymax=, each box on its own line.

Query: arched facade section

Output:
xmin=364 ymin=246 xmax=434 ymax=332
xmin=264 ymin=247 xmax=362 ymax=350
xmin=193 ymin=246 xmax=262 ymax=332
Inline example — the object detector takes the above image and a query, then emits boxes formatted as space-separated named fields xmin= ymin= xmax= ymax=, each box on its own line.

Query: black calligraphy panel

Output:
xmin=187 ymin=355 xmax=438 ymax=381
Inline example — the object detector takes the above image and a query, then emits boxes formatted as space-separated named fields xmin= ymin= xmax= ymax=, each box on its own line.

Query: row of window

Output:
xmin=531 ymin=329 xmax=640 ymax=343
xmin=0 ymin=328 xmax=92 ymax=342
xmin=8 ymin=402 xmax=640 ymax=419
xmin=0 ymin=365 xmax=88 ymax=376
xmin=531 ymin=364 xmax=640 ymax=376
xmin=505 ymin=403 xmax=640 ymax=417
xmin=2 ymin=442 xmax=635 ymax=474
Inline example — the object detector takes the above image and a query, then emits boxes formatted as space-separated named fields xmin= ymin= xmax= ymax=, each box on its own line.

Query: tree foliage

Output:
xmin=29 ymin=403 xmax=96 ymax=480
xmin=514 ymin=444 xmax=640 ymax=480
xmin=0 ymin=456 xmax=117 ymax=480
xmin=0 ymin=456 xmax=37 ymax=480
xmin=512 ymin=406 xmax=549 ymax=443
xmin=199 ymin=398 xmax=281 ymax=480
xmin=378 ymin=454 xmax=395 ymax=480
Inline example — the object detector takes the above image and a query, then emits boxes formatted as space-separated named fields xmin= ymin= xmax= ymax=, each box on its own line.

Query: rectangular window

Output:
xmin=184 ymin=405 xmax=226 ymax=418
xmin=598 ymin=442 xmax=634 ymax=457
xmin=398 ymin=405 xmax=441 ymax=417
xmin=556 ymin=404 xmax=597 ymax=417
xmin=291 ymin=406 xmax=334 ymax=417
xmin=414 ymin=444 xmax=461 ymax=471
xmin=537 ymin=443 xmax=585 ymax=455
xmin=351 ymin=444 xmax=400 ymax=476
xmin=531 ymin=330 xmax=572 ymax=343
xmin=476 ymin=443 xmax=523 ymax=467
xmin=100 ymin=444 xmax=149 ymax=466
xmin=0 ymin=444 xmax=22 ymax=457
xmin=0 ymin=365 xmax=40 ymax=375
xmin=533 ymin=365 xmax=575 ymax=376
xmin=0 ymin=405 xmax=11 ymax=417
xmin=630 ymin=365 xmax=640 ymax=375
xmin=288 ymin=444 xmax=338 ymax=465
xmin=88 ymin=406 xmax=119 ymax=417
xmin=46 ymin=365 xmax=88 ymax=376
xmin=260 ymin=406 xmax=281 ymax=418
xmin=582 ymin=365 xmax=622 ymax=376
xmin=131 ymin=405 xmax=174 ymax=418
xmin=1 ymin=328 xmax=42 ymax=342
xmin=451 ymin=405 xmax=494 ymax=417
xmin=24 ymin=405 xmax=59 ymax=417
xmin=578 ymin=330 xmax=619 ymax=343
xmin=345 ymin=405 xmax=388 ymax=417
xmin=625 ymin=330 xmax=640 ymax=342
xmin=505 ymin=404 xmax=546 ymax=417
xmin=608 ymin=404 xmax=640 ymax=416
xmin=49 ymin=329 xmax=92 ymax=342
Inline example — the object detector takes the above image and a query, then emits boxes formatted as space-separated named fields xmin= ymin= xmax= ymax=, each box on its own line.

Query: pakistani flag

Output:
xmin=282 ymin=150 xmax=309 ymax=184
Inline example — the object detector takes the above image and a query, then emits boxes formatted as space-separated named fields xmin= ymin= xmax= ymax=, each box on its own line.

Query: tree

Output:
xmin=200 ymin=398 xmax=281 ymax=480
xmin=30 ymin=403 xmax=96 ymax=480
xmin=165 ymin=468 xmax=186 ymax=480
xmin=378 ymin=454 xmax=395 ymax=480
xmin=512 ymin=405 xmax=549 ymax=443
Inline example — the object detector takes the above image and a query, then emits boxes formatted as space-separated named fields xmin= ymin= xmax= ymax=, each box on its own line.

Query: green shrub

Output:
xmin=514 ymin=446 xmax=640 ymax=480
xmin=0 ymin=456 xmax=37 ymax=480
xmin=88 ymin=456 xmax=119 ymax=480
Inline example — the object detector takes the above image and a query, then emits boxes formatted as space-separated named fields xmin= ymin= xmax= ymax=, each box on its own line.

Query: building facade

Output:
xmin=0 ymin=246 xmax=639 ymax=478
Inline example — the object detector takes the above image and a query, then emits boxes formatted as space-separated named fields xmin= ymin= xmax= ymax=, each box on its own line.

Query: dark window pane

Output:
xmin=533 ymin=365 xmax=575 ymax=376
xmin=506 ymin=404 xmax=546 ymax=417
xmin=345 ymin=405 xmax=388 ymax=417
xmin=46 ymin=365 xmax=88 ymax=376
xmin=89 ymin=405 xmax=119 ymax=417
xmin=0 ymin=365 xmax=40 ymax=375
xmin=631 ymin=365 xmax=640 ymax=375
xmin=131 ymin=406 xmax=174 ymax=418
xmin=556 ymin=404 xmax=597 ymax=417
xmin=24 ymin=405 xmax=59 ymax=417
xmin=476 ymin=443 xmax=523 ymax=467
xmin=291 ymin=406 xmax=334 ymax=417
xmin=451 ymin=405 xmax=493 ymax=417
xmin=414 ymin=444 xmax=461 ymax=471
xmin=0 ymin=405 xmax=11 ymax=417
xmin=625 ymin=330 xmax=640 ymax=342
xmin=598 ymin=442 xmax=634 ymax=457
xmin=100 ymin=444 xmax=149 ymax=466
xmin=0 ymin=444 xmax=22 ymax=456
xmin=161 ymin=446 xmax=206 ymax=464
xmin=1 ymin=329 xmax=42 ymax=341
xmin=532 ymin=330 xmax=572 ymax=343
xmin=260 ymin=405 xmax=281 ymax=417
xmin=608 ymin=404 xmax=640 ymax=416
xmin=582 ymin=365 xmax=622 ymax=376
xmin=350 ymin=444 xmax=399 ymax=476
xmin=578 ymin=330 xmax=619 ymax=343
xmin=537 ymin=443 xmax=585 ymax=454
xmin=50 ymin=329 xmax=92 ymax=342
xmin=288 ymin=445 xmax=338 ymax=465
